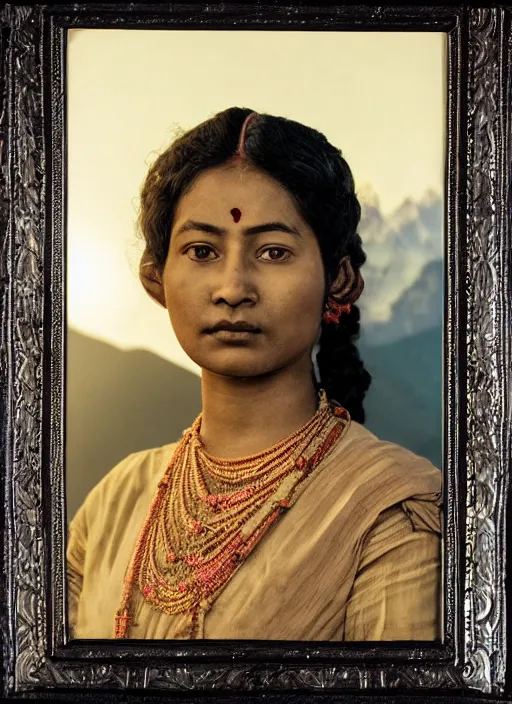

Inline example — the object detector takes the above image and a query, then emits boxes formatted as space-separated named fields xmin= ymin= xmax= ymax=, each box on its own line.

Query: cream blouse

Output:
xmin=67 ymin=420 xmax=443 ymax=641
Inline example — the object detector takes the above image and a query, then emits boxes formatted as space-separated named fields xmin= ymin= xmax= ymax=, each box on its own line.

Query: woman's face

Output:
xmin=161 ymin=163 xmax=325 ymax=379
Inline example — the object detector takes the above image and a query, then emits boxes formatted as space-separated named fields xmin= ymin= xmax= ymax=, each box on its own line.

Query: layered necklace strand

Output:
xmin=114 ymin=390 xmax=350 ymax=638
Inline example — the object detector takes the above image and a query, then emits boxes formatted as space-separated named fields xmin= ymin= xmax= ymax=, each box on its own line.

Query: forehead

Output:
xmin=176 ymin=165 xmax=300 ymax=219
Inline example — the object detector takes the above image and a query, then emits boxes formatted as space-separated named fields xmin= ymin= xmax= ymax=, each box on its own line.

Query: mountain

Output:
xmin=357 ymin=188 xmax=443 ymax=326
xmin=362 ymin=258 xmax=443 ymax=345
xmin=66 ymin=329 xmax=202 ymax=521
xmin=359 ymin=325 xmax=443 ymax=469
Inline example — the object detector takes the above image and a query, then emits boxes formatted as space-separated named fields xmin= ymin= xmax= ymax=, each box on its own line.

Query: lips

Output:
xmin=206 ymin=321 xmax=261 ymax=334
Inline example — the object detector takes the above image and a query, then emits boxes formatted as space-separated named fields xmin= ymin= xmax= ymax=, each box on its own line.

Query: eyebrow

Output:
xmin=174 ymin=220 xmax=302 ymax=238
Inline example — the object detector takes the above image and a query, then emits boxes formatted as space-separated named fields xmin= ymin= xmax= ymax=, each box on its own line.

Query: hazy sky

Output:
xmin=67 ymin=29 xmax=446 ymax=375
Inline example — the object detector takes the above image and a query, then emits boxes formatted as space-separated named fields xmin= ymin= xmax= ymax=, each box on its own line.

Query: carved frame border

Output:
xmin=0 ymin=3 xmax=510 ymax=702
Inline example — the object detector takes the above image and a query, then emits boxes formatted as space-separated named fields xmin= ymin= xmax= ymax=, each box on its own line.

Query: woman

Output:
xmin=67 ymin=107 xmax=442 ymax=641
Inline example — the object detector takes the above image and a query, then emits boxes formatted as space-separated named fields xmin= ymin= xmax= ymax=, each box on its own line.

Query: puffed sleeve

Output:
xmin=344 ymin=503 xmax=442 ymax=641
xmin=66 ymin=504 xmax=87 ymax=638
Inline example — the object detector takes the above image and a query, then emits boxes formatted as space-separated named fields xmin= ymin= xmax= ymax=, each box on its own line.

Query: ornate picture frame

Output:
xmin=0 ymin=3 xmax=510 ymax=702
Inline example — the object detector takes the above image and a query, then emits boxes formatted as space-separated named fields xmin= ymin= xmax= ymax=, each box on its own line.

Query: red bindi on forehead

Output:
xmin=230 ymin=208 xmax=242 ymax=223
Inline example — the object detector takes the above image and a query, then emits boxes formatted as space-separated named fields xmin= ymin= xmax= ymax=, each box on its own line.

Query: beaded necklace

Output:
xmin=114 ymin=389 xmax=350 ymax=638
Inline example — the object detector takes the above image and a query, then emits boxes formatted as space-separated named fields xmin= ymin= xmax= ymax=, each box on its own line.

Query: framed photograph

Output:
xmin=1 ymin=3 xmax=511 ymax=702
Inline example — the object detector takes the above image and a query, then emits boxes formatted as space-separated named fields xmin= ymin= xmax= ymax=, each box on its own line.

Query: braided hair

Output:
xmin=138 ymin=107 xmax=372 ymax=422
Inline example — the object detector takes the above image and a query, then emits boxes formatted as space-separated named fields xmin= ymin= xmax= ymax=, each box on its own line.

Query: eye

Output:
xmin=259 ymin=247 xmax=291 ymax=262
xmin=186 ymin=245 xmax=217 ymax=261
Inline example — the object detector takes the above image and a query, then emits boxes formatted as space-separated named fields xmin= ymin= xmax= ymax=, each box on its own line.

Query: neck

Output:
xmin=199 ymin=360 xmax=319 ymax=458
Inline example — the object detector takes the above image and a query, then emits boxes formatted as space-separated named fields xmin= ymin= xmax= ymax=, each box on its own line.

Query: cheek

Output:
xmin=293 ymin=258 xmax=325 ymax=311
xmin=162 ymin=266 xmax=199 ymax=329
xmin=273 ymin=265 xmax=325 ymax=335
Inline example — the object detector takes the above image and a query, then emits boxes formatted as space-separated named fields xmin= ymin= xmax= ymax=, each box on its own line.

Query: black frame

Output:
xmin=0 ymin=3 xmax=511 ymax=702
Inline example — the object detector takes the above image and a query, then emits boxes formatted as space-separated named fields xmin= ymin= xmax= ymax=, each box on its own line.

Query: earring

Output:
xmin=323 ymin=298 xmax=351 ymax=325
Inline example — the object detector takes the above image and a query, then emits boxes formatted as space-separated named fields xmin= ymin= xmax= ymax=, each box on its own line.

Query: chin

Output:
xmin=203 ymin=361 xmax=275 ymax=379
xmin=189 ymin=351 xmax=281 ymax=379
xmin=184 ymin=340 xmax=311 ymax=380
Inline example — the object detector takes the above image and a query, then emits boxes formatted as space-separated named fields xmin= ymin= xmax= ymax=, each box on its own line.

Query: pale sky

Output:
xmin=67 ymin=29 xmax=446 ymax=374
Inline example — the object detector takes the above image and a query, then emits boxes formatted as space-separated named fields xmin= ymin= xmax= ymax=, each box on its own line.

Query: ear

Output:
xmin=139 ymin=251 xmax=166 ymax=308
xmin=329 ymin=255 xmax=364 ymax=303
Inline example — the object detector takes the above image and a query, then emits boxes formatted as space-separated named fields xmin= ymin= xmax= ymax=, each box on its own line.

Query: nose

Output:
xmin=211 ymin=252 xmax=257 ymax=308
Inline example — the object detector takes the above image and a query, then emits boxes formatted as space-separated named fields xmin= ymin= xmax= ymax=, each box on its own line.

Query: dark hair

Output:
xmin=138 ymin=107 xmax=372 ymax=422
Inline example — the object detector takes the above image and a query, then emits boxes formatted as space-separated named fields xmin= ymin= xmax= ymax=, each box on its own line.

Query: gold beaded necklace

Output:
xmin=114 ymin=389 xmax=350 ymax=638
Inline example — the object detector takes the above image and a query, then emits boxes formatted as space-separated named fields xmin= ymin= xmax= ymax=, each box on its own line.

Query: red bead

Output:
xmin=183 ymin=553 xmax=202 ymax=566
xmin=323 ymin=311 xmax=339 ymax=324
xmin=190 ymin=520 xmax=203 ymax=535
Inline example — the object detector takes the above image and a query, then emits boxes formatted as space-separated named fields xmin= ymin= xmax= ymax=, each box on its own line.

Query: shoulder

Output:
xmin=91 ymin=441 xmax=179 ymax=494
xmin=69 ymin=440 xmax=180 ymax=536
xmin=343 ymin=419 xmax=439 ymax=466
xmin=314 ymin=418 xmax=443 ymax=535
xmin=341 ymin=419 xmax=441 ymax=492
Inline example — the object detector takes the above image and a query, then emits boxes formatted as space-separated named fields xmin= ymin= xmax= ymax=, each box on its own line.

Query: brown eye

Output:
xmin=260 ymin=247 xmax=290 ymax=262
xmin=187 ymin=245 xmax=216 ymax=261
